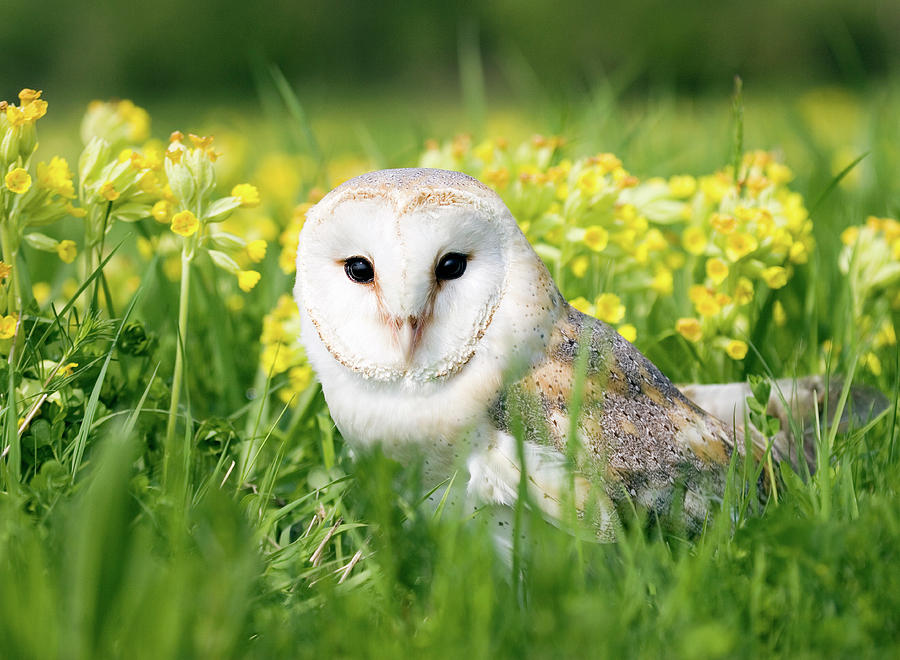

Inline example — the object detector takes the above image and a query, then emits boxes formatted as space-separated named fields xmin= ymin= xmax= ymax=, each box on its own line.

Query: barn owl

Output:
xmin=293 ymin=168 xmax=859 ymax=537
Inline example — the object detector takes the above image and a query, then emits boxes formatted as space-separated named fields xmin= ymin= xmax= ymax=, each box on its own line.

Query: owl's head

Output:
xmin=294 ymin=168 xmax=533 ymax=383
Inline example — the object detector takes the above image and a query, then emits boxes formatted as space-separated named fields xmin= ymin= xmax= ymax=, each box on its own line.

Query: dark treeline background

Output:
xmin=4 ymin=0 xmax=899 ymax=105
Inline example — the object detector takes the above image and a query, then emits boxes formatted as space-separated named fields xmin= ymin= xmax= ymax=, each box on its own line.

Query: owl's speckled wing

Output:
xmin=495 ymin=305 xmax=762 ymax=525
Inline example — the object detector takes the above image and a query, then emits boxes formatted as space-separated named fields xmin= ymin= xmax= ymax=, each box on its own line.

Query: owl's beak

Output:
xmin=394 ymin=316 xmax=423 ymax=363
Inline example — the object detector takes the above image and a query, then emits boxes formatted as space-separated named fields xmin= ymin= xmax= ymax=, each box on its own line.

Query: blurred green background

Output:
xmin=4 ymin=0 xmax=899 ymax=108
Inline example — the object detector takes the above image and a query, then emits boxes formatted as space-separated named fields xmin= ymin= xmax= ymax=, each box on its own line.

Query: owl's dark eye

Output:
xmin=435 ymin=252 xmax=467 ymax=281
xmin=344 ymin=256 xmax=374 ymax=283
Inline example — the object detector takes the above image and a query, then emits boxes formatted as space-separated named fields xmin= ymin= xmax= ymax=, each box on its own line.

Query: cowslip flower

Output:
xmin=98 ymin=182 xmax=120 ymax=201
xmin=232 ymin=183 xmax=261 ymax=208
xmin=152 ymin=200 xmax=171 ymax=223
xmin=583 ymin=226 xmax=609 ymax=252
xmin=56 ymin=240 xmax=77 ymax=264
xmin=36 ymin=157 xmax=75 ymax=198
xmin=5 ymin=168 xmax=32 ymax=194
xmin=710 ymin=213 xmax=737 ymax=235
xmin=171 ymin=210 xmax=200 ymax=237
xmin=725 ymin=339 xmax=748 ymax=360
xmin=705 ymin=258 xmax=729 ymax=285
xmin=237 ymin=270 xmax=261 ymax=292
xmin=734 ymin=277 xmax=754 ymax=305
xmin=676 ymin=318 xmax=703 ymax=342
xmin=618 ymin=324 xmax=637 ymax=343
xmin=725 ymin=232 xmax=758 ymax=262
xmin=594 ymin=293 xmax=625 ymax=324
xmin=773 ymin=301 xmax=787 ymax=326
xmin=246 ymin=239 xmax=267 ymax=263
xmin=668 ymin=175 xmax=696 ymax=198
xmin=761 ymin=266 xmax=788 ymax=289
xmin=0 ymin=315 xmax=17 ymax=339
xmin=569 ymin=296 xmax=593 ymax=315
xmin=570 ymin=255 xmax=589 ymax=279
xmin=0 ymin=262 xmax=11 ymax=280
xmin=682 ymin=227 xmax=707 ymax=256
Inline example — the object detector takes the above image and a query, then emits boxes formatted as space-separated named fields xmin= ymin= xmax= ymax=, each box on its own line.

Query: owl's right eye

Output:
xmin=344 ymin=256 xmax=375 ymax=283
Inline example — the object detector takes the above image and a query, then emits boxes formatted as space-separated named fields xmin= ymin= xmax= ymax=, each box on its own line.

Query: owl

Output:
xmin=293 ymin=168 xmax=847 ymax=536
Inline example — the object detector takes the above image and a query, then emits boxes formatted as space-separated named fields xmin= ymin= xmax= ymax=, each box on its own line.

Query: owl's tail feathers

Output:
xmin=679 ymin=376 xmax=890 ymax=473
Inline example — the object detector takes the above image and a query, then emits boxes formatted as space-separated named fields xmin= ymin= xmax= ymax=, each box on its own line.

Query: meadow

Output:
xmin=1 ymin=74 xmax=899 ymax=658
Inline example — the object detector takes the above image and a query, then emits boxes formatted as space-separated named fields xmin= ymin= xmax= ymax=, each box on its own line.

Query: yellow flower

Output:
xmin=618 ymin=324 xmax=637 ymax=343
xmin=773 ymin=301 xmax=787 ymax=327
xmin=473 ymin=140 xmax=495 ymax=163
xmin=675 ymin=318 xmax=703 ymax=342
xmin=99 ymin=182 xmax=120 ymax=201
xmin=682 ymin=226 xmax=707 ymax=256
xmin=18 ymin=88 xmax=42 ymax=104
xmin=570 ymin=255 xmax=589 ymax=279
xmin=22 ymin=99 xmax=48 ymax=122
xmin=36 ymin=157 xmax=75 ymax=198
xmin=876 ymin=320 xmax=896 ymax=347
xmin=56 ymin=240 xmax=77 ymax=264
xmin=483 ymin=167 xmax=510 ymax=189
xmin=651 ymin=268 xmax=673 ymax=295
xmin=594 ymin=293 xmax=625 ymax=324
xmin=583 ymin=226 xmax=609 ymax=252
xmin=668 ymin=175 xmax=696 ymax=198
xmin=766 ymin=162 xmax=793 ymax=185
xmin=700 ymin=173 xmax=732 ymax=203
xmin=65 ymin=203 xmax=87 ymax=218
xmin=734 ymin=277 xmax=754 ymax=305
xmin=710 ymin=213 xmax=736 ymax=235
xmin=725 ymin=339 xmax=748 ymax=360
xmin=171 ymin=210 xmax=200 ymax=237
xmin=288 ymin=365 xmax=313 ymax=392
xmin=761 ymin=266 xmax=788 ymax=289
xmin=705 ymin=258 xmax=729 ymax=285
xmin=865 ymin=352 xmax=882 ymax=376
xmin=577 ymin=168 xmax=603 ymax=196
xmin=232 ymin=183 xmax=261 ymax=208
xmin=725 ymin=232 xmax=758 ymax=262
xmin=261 ymin=344 xmax=296 ymax=375
xmin=152 ymin=200 xmax=171 ymax=223
xmin=5 ymin=168 xmax=32 ymax=194
xmin=60 ymin=362 xmax=78 ymax=377
xmin=789 ymin=240 xmax=809 ymax=264
xmin=247 ymin=239 xmax=267 ymax=263
xmin=33 ymin=282 xmax=51 ymax=306
xmin=0 ymin=315 xmax=17 ymax=339
xmin=237 ymin=270 xmax=261 ymax=292
xmin=593 ymin=153 xmax=622 ymax=174
xmin=754 ymin=210 xmax=775 ymax=239
xmin=840 ymin=226 xmax=860 ymax=246
xmin=569 ymin=296 xmax=593 ymax=315
xmin=695 ymin=295 xmax=721 ymax=318
xmin=0 ymin=262 xmax=11 ymax=281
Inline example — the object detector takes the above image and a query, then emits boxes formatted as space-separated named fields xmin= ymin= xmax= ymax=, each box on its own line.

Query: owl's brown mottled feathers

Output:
xmin=493 ymin=304 xmax=765 ymax=528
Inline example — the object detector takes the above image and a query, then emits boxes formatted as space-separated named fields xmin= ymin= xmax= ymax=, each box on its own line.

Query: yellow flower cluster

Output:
xmin=421 ymin=138 xmax=814 ymax=362
xmin=80 ymin=99 xmax=151 ymax=149
xmin=838 ymin=215 xmax=900 ymax=374
xmin=160 ymin=131 xmax=265 ymax=291
xmin=260 ymin=295 xmax=313 ymax=404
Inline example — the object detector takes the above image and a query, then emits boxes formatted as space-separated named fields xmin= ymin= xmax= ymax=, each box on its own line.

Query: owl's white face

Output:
xmin=295 ymin=174 xmax=514 ymax=383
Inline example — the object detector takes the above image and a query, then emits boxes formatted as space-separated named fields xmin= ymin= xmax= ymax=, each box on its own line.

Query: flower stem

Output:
xmin=164 ymin=240 xmax=194 ymax=487
xmin=0 ymin=222 xmax=21 ymax=318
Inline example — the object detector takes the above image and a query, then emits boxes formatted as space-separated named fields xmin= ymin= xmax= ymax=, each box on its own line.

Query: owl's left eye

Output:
xmin=435 ymin=252 xmax=467 ymax=281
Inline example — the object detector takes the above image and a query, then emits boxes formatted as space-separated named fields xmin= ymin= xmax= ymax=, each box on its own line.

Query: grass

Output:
xmin=1 ymin=78 xmax=900 ymax=658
